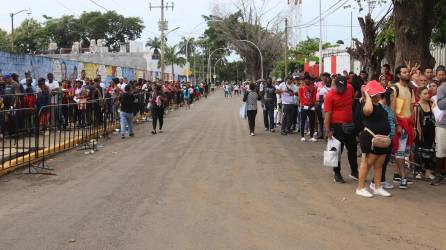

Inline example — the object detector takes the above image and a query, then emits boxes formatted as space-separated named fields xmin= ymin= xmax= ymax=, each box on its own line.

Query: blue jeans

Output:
xmin=120 ymin=112 xmax=134 ymax=136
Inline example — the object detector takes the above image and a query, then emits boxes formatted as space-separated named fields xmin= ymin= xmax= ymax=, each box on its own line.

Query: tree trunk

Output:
xmin=393 ymin=0 xmax=435 ymax=69
xmin=347 ymin=14 xmax=381 ymax=79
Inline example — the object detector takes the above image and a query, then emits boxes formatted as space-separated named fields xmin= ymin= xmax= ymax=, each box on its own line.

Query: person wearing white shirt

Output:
xmin=45 ymin=73 xmax=60 ymax=104
xmin=20 ymin=72 xmax=37 ymax=91
xmin=276 ymin=76 xmax=298 ymax=135
xmin=120 ymin=77 xmax=129 ymax=91
xmin=274 ymin=79 xmax=283 ymax=126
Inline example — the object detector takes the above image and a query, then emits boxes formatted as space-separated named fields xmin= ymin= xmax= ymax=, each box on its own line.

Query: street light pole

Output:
xmin=10 ymin=8 xmax=31 ymax=52
xmin=213 ymin=57 xmax=224 ymax=84
xmin=207 ymin=47 xmax=226 ymax=84
xmin=236 ymin=40 xmax=263 ymax=80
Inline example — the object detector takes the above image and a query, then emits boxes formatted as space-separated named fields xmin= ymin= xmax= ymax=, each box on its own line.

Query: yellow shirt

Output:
xmin=392 ymin=83 xmax=415 ymax=118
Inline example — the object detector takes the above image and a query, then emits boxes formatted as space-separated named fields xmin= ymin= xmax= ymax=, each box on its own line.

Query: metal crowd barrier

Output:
xmin=0 ymin=92 xmax=147 ymax=175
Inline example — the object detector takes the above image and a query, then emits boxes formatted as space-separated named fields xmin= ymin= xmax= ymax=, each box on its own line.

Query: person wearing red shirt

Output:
xmin=298 ymin=74 xmax=317 ymax=141
xmin=324 ymin=76 xmax=358 ymax=183
xmin=382 ymin=64 xmax=394 ymax=82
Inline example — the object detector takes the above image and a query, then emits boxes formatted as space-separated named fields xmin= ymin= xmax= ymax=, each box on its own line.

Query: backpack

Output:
xmin=393 ymin=84 xmax=414 ymax=98
xmin=184 ymin=89 xmax=190 ymax=98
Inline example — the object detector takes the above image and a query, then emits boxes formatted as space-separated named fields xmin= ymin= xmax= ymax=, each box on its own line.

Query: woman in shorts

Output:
xmin=356 ymin=80 xmax=391 ymax=198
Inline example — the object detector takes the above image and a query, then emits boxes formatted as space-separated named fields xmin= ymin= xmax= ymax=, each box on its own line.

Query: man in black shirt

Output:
xmin=119 ymin=85 xmax=135 ymax=139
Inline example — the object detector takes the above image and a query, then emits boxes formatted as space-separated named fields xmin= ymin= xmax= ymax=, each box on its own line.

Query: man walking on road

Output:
xmin=276 ymin=76 xmax=298 ymax=135
xmin=261 ymin=78 xmax=277 ymax=132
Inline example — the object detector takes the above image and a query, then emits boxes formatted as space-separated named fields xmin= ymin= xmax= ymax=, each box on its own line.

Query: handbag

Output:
xmin=364 ymin=127 xmax=391 ymax=150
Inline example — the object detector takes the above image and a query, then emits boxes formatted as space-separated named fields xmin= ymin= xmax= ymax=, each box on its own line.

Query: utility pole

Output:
xmin=318 ymin=0 xmax=323 ymax=75
xmin=10 ymin=13 xmax=14 ymax=52
xmin=350 ymin=11 xmax=353 ymax=72
xmin=285 ymin=18 xmax=288 ymax=78
xmin=150 ymin=1 xmax=174 ymax=82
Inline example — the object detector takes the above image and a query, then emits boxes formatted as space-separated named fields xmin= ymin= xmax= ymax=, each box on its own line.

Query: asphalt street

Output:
xmin=0 ymin=90 xmax=445 ymax=250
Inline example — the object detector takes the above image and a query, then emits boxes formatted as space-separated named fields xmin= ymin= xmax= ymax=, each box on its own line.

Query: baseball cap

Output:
xmin=363 ymin=80 xmax=386 ymax=96
xmin=3 ymin=74 xmax=11 ymax=79
xmin=335 ymin=76 xmax=347 ymax=93
xmin=276 ymin=78 xmax=282 ymax=82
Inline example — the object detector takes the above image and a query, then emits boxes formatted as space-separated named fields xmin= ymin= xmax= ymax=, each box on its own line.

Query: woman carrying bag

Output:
xmin=243 ymin=83 xmax=261 ymax=136
xmin=356 ymin=80 xmax=392 ymax=198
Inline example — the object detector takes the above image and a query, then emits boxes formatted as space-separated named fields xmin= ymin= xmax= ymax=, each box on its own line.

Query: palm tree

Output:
xmin=146 ymin=37 xmax=161 ymax=59
xmin=177 ymin=37 xmax=196 ymax=57
xmin=158 ymin=45 xmax=186 ymax=80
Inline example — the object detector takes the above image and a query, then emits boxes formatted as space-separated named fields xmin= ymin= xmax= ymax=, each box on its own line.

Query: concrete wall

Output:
xmin=0 ymin=51 xmax=188 ymax=82
xmin=0 ymin=51 xmax=140 ymax=82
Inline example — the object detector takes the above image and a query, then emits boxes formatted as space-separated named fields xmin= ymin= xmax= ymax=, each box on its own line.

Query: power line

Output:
xmin=289 ymin=0 xmax=350 ymax=29
xmin=300 ymin=0 xmax=343 ymax=26
xmin=88 ymin=0 xmax=109 ymax=11
xmin=55 ymin=0 xmax=77 ymax=15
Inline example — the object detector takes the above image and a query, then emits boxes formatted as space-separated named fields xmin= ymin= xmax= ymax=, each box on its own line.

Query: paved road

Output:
xmin=0 ymin=91 xmax=445 ymax=250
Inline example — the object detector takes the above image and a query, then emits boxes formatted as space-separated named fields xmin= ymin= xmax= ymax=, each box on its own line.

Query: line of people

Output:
xmin=241 ymin=63 xmax=446 ymax=197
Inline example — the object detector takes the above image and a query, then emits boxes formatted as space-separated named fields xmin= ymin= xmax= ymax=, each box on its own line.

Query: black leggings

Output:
xmin=300 ymin=109 xmax=315 ymax=137
xmin=151 ymin=107 xmax=164 ymax=131
xmin=247 ymin=110 xmax=257 ymax=133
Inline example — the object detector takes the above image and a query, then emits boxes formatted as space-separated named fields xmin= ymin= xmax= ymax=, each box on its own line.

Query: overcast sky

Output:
xmin=0 ymin=0 xmax=389 ymax=48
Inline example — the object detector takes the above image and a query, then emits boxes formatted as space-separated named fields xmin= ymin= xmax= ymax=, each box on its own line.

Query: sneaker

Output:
xmin=250 ymin=132 xmax=255 ymax=136
xmin=334 ymin=173 xmax=345 ymax=183
xmin=369 ymin=182 xmax=376 ymax=191
xmin=382 ymin=181 xmax=394 ymax=189
xmin=393 ymin=173 xmax=402 ymax=183
xmin=129 ymin=133 xmax=134 ymax=137
xmin=270 ymin=129 xmax=276 ymax=133
xmin=373 ymin=187 xmax=392 ymax=197
xmin=151 ymin=131 xmax=157 ymax=135
xmin=265 ymin=128 xmax=269 ymax=131
xmin=430 ymin=175 xmax=443 ymax=186
xmin=399 ymin=179 xmax=408 ymax=189
xmin=349 ymin=173 xmax=359 ymax=181
xmin=309 ymin=138 xmax=317 ymax=142
xmin=301 ymin=137 xmax=306 ymax=142
xmin=356 ymin=188 xmax=373 ymax=198
xmin=121 ymin=135 xmax=125 ymax=139
xmin=415 ymin=173 xmax=423 ymax=179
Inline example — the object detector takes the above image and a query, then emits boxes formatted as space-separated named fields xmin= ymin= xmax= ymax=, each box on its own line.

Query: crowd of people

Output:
xmin=0 ymin=70 xmax=210 ymax=139
xmin=240 ymin=63 xmax=446 ymax=197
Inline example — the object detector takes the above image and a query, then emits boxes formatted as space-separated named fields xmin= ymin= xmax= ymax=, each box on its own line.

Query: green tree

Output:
xmin=216 ymin=60 xmax=247 ymax=81
xmin=46 ymin=15 xmax=82 ymax=49
xmin=146 ymin=36 xmax=161 ymax=59
xmin=178 ymin=37 xmax=196 ymax=56
xmin=0 ymin=28 xmax=11 ymax=52
xmin=146 ymin=37 xmax=161 ymax=50
xmin=79 ymin=11 xmax=144 ymax=51
xmin=13 ymin=18 xmax=49 ymax=53
xmin=271 ymin=38 xmax=337 ymax=78
xmin=159 ymin=45 xmax=186 ymax=78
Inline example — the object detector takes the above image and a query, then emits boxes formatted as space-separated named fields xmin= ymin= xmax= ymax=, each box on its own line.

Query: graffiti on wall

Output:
xmin=0 ymin=51 xmax=158 ymax=82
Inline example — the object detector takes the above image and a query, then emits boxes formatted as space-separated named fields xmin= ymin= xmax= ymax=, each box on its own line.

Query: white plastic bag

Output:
xmin=323 ymin=138 xmax=341 ymax=167
xmin=240 ymin=103 xmax=247 ymax=119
